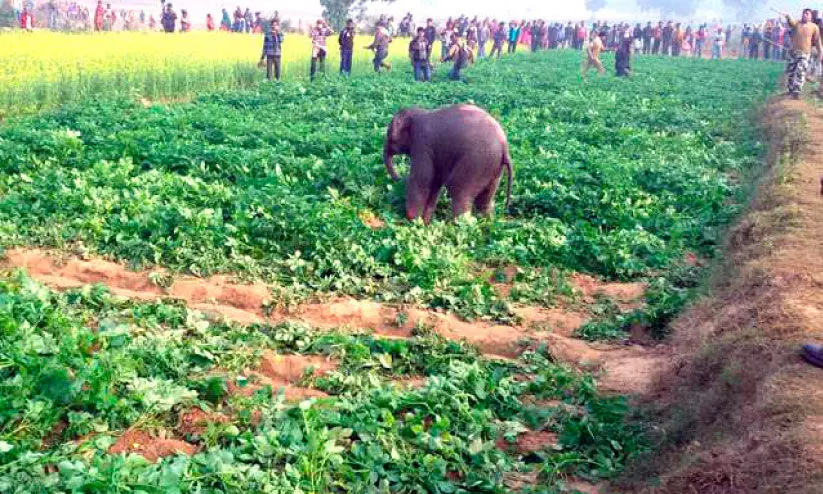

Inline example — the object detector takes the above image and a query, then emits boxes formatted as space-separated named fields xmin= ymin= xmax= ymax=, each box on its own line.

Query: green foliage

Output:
xmin=0 ymin=274 xmax=642 ymax=492
xmin=0 ymin=51 xmax=781 ymax=327
xmin=320 ymin=0 xmax=395 ymax=30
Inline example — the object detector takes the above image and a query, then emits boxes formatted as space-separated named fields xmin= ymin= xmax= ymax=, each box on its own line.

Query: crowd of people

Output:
xmin=5 ymin=1 xmax=270 ymax=33
xmin=8 ymin=3 xmax=823 ymax=96
xmin=251 ymin=13 xmax=794 ymax=83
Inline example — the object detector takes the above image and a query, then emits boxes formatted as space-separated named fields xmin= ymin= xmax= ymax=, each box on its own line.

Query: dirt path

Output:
xmin=616 ymin=97 xmax=823 ymax=493
xmin=2 ymin=248 xmax=666 ymax=395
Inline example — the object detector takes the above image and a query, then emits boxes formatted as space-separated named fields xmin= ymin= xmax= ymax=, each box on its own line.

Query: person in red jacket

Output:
xmin=94 ymin=0 xmax=105 ymax=31
xmin=206 ymin=13 xmax=215 ymax=31
xmin=20 ymin=7 xmax=34 ymax=31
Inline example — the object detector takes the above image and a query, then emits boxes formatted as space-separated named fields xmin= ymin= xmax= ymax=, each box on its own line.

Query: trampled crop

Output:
xmin=0 ymin=272 xmax=640 ymax=492
xmin=0 ymin=51 xmax=781 ymax=328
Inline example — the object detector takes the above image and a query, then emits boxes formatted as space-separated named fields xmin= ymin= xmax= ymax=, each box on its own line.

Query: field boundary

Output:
xmin=615 ymin=96 xmax=823 ymax=493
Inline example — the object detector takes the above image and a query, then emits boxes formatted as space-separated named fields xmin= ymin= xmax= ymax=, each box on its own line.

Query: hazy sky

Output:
xmin=113 ymin=0 xmax=807 ymax=24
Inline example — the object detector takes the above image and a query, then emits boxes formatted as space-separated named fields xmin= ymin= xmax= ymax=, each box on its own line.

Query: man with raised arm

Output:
xmin=782 ymin=8 xmax=823 ymax=99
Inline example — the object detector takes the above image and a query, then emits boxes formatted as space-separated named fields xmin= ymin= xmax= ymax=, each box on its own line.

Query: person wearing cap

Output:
xmin=310 ymin=19 xmax=333 ymax=81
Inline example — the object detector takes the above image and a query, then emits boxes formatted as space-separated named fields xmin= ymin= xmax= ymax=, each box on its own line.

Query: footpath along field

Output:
xmin=0 ymin=31 xmax=411 ymax=117
xmin=0 ymin=51 xmax=781 ymax=492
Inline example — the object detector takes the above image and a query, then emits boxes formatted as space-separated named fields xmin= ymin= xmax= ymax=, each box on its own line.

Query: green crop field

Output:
xmin=0 ymin=50 xmax=781 ymax=492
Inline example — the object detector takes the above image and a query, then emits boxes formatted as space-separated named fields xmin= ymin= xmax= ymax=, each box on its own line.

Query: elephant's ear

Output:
xmin=389 ymin=111 xmax=413 ymax=148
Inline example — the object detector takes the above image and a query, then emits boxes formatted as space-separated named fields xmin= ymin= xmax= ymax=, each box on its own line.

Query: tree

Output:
xmin=0 ymin=2 xmax=15 ymax=28
xmin=319 ymin=0 xmax=394 ymax=31
xmin=585 ymin=0 xmax=607 ymax=13
xmin=636 ymin=0 xmax=701 ymax=17
xmin=722 ymin=0 xmax=760 ymax=22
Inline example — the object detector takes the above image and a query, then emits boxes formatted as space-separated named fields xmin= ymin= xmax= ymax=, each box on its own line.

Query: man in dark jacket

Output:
xmin=616 ymin=33 xmax=633 ymax=76
xmin=749 ymin=26 xmax=761 ymax=59
xmin=642 ymin=22 xmax=652 ymax=54
xmin=259 ymin=20 xmax=284 ymax=81
xmin=490 ymin=21 xmax=506 ymax=58
xmin=409 ymin=27 xmax=431 ymax=81
xmin=339 ymin=19 xmax=355 ymax=76
xmin=161 ymin=3 xmax=176 ymax=33
xmin=661 ymin=21 xmax=673 ymax=55
xmin=424 ymin=18 xmax=437 ymax=61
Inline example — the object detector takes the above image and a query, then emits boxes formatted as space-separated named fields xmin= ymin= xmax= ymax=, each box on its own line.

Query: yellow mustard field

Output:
xmin=0 ymin=30 xmax=412 ymax=116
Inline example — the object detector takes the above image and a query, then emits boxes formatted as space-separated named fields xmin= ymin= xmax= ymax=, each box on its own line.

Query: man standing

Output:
xmin=741 ymin=24 xmax=751 ymax=58
xmin=367 ymin=20 xmax=392 ymax=72
xmin=244 ymin=8 xmax=253 ymax=34
xmin=220 ymin=8 xmax=230 ymax=31
xmin=582 ymin=30 xmax=605 ymax=77
xmin=532 ymin=21 xmax=541 ymax=52
xmin=442 ymin=33 xmax=474 ymax=81
xmin=565 ymin=22 xmax=574 ymax=49
xmin=339 ymin=19 xmax=355 ymax=76
xmin=161 ymin=3 xmax=176 ymax=33
xmin=309 ymin=19 xmax=332 ymax=81
xmin=695 ymin=25 xmax=706 ymax=58
xmin=508 ymin=21 xmax=520 ymax=54
xmin=490 ymin=21 xmax=506 ymax=59
xmin=424 ymin=18 xmax=437 ymax=61
xmin=672 ymin=23 xmax=683 ymax=56
xmin=259 ymin=20 xmax=284 ymax=81
xmin=616 ymin=31 xmax=633 ymax=77
xmin=478 ymin=19 xmax=490 ymax=58
xmin=782 ymin=9 xmax=823 ymax=99
xmin=409 ymin=27 xmax=431 ymax=81
xmin=47 ymin=1 xmax=58 ymax=30
xmin=94 ymin=0 xmax=104 ymax=31
xmin=652 ymin=21 xmax=662 ymax=54
xmin=749 ymin=26 xmax=761 ymax=59
xmin=712 ymin=26 xmax=725 ymax=60
xmin=662 ymin=21 xmax=673 ymax=55
xmin=642 ymin=22 xmax=652 ymax=54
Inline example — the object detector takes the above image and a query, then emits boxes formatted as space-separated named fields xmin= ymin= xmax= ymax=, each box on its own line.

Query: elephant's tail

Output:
xmin=503 ymin=148 xmax=513 ymax=213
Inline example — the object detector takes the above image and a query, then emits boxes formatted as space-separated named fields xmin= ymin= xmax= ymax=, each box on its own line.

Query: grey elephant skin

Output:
xmin=383 ymin=104 xmax=514 ymax=224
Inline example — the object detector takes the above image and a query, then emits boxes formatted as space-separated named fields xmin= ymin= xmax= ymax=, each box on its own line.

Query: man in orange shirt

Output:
xmin=582 ymin=30 xmax=605 ymax=77
xmin=782 ymin=8 xmax=823 ymax=99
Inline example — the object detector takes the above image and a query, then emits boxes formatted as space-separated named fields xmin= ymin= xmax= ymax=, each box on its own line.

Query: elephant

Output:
xmin=383 ymin=104 xmax=513 ymax=224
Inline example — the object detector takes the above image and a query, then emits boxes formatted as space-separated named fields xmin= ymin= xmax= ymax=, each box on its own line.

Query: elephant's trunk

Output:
xmin=384 ymin=140 xmax=400 ymax=181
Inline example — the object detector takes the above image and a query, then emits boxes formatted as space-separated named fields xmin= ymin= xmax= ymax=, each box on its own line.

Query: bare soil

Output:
xmin=615 ymin=97 xmax=823 ymax=493
xmin=108 ymin=429 xmax=197 ymax=463
xmin=177 ymin=408 xmax=231 ymax=436
xmin=496 ymin=430 xmax=560 ymax=454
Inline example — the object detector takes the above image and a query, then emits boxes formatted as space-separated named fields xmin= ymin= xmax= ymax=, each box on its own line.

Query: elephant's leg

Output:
xmin=406 ymin=153 xmax=435 ymax=221
xmin=406 ymin=178 xmax=430 ymax=221
xmin=422 ymin=187 xmax=443 ymax=224
xmin=474 ymin=178 xmax=502 ymax=217
xmin=448 ymin=185 xmax=474 ymax=220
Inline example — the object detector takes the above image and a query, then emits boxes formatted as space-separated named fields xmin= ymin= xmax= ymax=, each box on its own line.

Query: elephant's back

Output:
xmin=430 ymin=104 xmax=506 ymax=141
